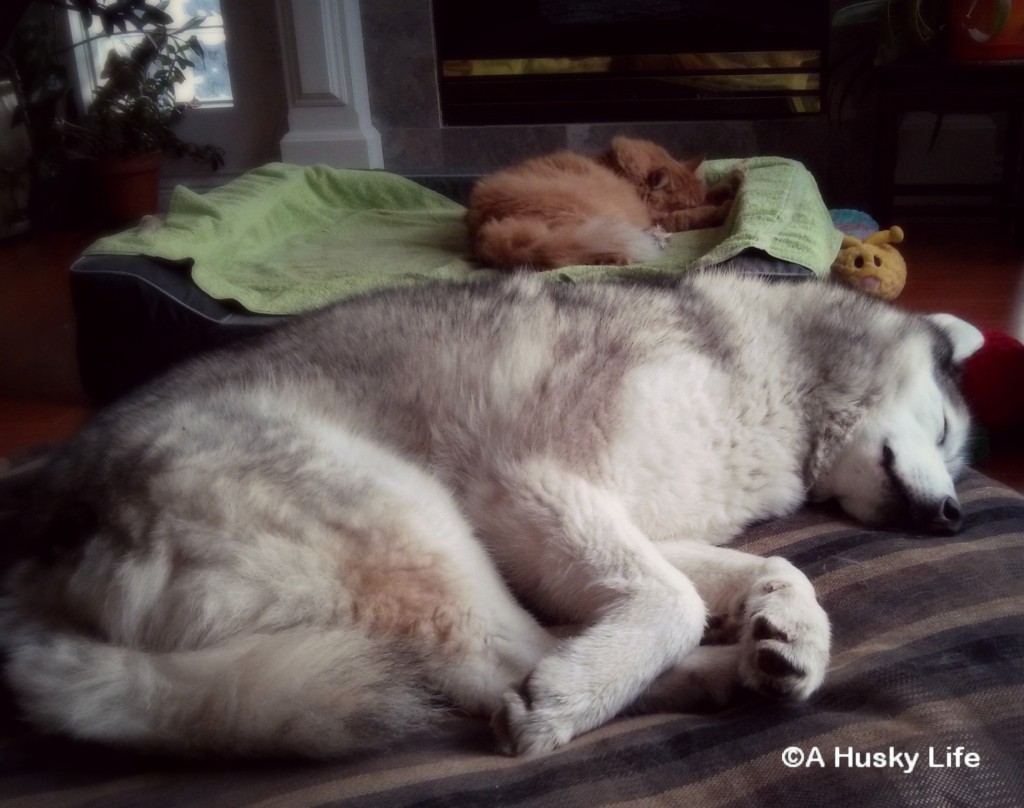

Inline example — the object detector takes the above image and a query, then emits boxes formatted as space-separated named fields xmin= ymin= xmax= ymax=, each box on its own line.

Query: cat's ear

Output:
xmin=601 ymin=137 xmax=650 ymax=185
xmin=682 ymin=155 xmax=704 ymax=173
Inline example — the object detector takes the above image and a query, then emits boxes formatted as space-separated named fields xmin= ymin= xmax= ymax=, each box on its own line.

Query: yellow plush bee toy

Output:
xmin=831 ymin=226 xmax=906 ymax=301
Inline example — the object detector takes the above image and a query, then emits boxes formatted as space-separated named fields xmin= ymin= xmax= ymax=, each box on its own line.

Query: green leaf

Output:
xmin=142 ymin=8 xmax=174 ymax=26
xmin=176 ymin=16 xmax=204 ymax=34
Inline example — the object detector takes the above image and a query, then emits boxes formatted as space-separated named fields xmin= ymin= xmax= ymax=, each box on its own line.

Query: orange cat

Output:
xmin=466 ymin=137 xmax=742 ymax=271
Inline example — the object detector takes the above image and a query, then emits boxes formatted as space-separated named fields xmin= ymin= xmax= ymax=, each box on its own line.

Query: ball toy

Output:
xmin=962 ymin=329 xmax=1024 ymax=437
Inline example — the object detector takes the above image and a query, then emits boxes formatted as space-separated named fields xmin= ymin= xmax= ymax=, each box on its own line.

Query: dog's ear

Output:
xmin=927 ymin=314 xmax=984 ymax=364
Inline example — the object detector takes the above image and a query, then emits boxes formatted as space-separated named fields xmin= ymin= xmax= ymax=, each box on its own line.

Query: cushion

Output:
xmin=70 ymin=254 xmax=283 ymax=403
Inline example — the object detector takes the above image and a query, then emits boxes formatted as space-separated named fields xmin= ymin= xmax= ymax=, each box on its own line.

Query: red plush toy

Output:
xmin=962 ymin=329 xmax=1024 ymax=436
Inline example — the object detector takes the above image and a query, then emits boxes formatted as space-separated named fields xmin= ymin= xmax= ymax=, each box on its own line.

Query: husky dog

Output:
xmin=1 ymin=273 xmax=983 ymax=758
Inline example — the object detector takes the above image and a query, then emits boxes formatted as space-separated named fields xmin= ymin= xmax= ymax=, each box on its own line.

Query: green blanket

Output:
xmin=84 ymin=158 xmax=841 ymax=315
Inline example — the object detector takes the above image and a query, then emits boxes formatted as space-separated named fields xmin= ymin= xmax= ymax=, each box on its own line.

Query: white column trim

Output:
xmin=275 ymin=0 xmax=383 ymax=168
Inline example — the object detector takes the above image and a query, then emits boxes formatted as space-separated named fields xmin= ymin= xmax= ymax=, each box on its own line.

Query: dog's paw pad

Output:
xmin=737 ymin=564 xmax=830 ymax=701
xmin=751 ymin=615 xmax=791 ymax=643
xmin=756 ymin=645 xmax=806 ymax=679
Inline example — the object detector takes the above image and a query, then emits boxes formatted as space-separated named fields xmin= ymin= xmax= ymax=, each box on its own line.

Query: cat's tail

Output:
xmin=3 ymin=622 xmax=436 ymax=757
xmin=473 ymin=216 xmax=664 ymax=270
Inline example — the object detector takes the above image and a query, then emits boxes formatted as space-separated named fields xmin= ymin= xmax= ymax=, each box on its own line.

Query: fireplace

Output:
xmin=433 ymin=0 xmax=829 ymax=126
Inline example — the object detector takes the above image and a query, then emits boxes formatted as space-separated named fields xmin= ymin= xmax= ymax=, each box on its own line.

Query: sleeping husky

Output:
xmin=0 ymin=272 xmax=983 ymax=758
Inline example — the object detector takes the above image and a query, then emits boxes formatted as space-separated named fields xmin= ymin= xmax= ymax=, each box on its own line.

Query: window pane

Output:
xmin=183 ymin=0 xmax=225 ymax=16
xmin=188 ymin=29 xmax=233 ymax=104
xmin=82 ymin=0 xmax=233 ymax=107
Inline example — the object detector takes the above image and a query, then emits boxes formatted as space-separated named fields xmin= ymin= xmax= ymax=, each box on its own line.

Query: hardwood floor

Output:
xmin=0 ymin=228 xmax=93 ymax=458
xmin=1 ymin=221 xmax=1022 ymax=491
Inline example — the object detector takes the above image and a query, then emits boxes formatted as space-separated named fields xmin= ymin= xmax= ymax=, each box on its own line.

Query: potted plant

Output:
xmin=65 ymin=17 xmax=226 ymax=224
xmin=4 ymin=1 xmax=224 ymax=227
xmin=59 ymin=9 xmax=225 ymax=224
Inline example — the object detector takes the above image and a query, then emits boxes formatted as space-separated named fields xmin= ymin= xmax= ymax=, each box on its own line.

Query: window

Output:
xmin=69 ymin=0 xmax=234 ymax=111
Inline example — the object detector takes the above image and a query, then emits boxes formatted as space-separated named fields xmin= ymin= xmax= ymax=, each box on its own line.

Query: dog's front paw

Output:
xmin=737 ymin=558 xmax=830 ymax=700
xmin=491 ymin=681 xmax=575 ymax=757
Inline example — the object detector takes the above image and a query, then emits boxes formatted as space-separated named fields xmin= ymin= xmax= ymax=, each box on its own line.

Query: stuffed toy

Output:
xmin=962 ymin=328 xmax=1024 ymax=438
xmin=831 ymin=226 xmax=907 ymax=301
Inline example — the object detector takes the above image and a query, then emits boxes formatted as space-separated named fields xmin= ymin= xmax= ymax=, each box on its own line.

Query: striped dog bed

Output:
xmin=1 ymin=470 xmax=1021 ymax=807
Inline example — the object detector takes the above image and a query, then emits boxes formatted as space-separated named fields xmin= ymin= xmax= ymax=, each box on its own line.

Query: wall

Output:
xmin=163 ymin=0 xmax=289 ymax=186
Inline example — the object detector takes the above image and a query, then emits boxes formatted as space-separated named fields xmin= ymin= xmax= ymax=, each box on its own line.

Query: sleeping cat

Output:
xmin=466 ymin=137 xmax=743 ymax=271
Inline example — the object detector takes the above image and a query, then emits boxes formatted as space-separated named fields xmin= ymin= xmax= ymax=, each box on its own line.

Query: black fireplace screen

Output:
xmin=432 ymin=1 xmax=829 ymax=125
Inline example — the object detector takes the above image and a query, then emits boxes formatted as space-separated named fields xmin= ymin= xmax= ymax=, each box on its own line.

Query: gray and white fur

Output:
xmin=0 ymin=272 xmax=983 ymax=757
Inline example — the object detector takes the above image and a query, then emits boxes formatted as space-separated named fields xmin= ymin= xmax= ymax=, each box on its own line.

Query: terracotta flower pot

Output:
xmin=94 ymin=150 xmax=164 ymax=227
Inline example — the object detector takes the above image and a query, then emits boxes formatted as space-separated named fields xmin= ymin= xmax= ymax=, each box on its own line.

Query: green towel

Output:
xmin=84 ymin=158 xmax=840 ymax=315
xmin=694 ymin=157 xmax=843 ymax=273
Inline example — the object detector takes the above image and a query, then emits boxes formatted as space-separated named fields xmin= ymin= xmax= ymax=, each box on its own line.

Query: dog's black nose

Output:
xmin=928 ymin=496 xmax=962 ymax=534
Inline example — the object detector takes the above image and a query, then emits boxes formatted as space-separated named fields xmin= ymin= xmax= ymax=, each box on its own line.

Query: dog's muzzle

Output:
xmin=881 ymin=444 xmax=963 ymax=535
xmin=912 ymin=496 xmax=963 ymax=535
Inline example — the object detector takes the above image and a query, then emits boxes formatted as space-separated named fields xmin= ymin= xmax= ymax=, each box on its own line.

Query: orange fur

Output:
xmin=466 ymin=137 xmax=741 ymax=271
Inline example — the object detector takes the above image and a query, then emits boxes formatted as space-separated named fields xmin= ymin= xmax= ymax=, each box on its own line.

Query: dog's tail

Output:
xmin=3 ymin=623 xmax=435 ymax=757
xmin=473 ymin=216 xmax=663 ymax=270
